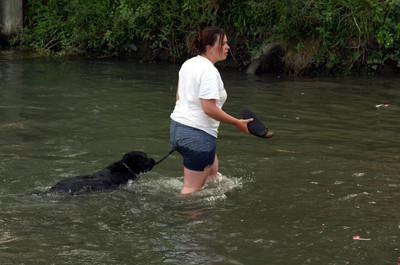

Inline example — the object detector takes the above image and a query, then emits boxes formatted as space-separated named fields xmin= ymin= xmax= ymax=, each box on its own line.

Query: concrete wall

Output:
xmin=0 ymin=0 xmax=23 ymax=35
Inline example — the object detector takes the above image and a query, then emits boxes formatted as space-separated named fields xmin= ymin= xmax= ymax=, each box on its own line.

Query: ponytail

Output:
xmin=188 ymin=27 xmax=225 ymax=55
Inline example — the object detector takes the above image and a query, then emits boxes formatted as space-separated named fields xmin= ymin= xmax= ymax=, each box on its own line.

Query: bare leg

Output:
xmin=181 ymin=154 xmax=219 ymax=194
xmin=181 ymin=168 xmax=206 ymax=194
xmin=205 ymin=154 xmax=218 ymax=183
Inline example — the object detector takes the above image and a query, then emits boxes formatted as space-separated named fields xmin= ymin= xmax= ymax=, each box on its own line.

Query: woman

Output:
xmin=170 ymin=27 xmax=252 ymax=194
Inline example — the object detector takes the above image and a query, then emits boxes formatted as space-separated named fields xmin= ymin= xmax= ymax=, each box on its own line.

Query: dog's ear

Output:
xmin=122 ymin=151 xmax=146 ymax=159
xmin=122 ymin=152 xmax=130 ymax=159
xmin=121 ymin=151 xmax=153 ymax=174
xmin=122 ymin=152 xmax=138 ymax=160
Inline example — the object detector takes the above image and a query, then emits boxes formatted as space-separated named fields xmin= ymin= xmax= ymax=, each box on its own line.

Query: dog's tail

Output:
xmin=155 ymin=148 xmax=175 ymax=165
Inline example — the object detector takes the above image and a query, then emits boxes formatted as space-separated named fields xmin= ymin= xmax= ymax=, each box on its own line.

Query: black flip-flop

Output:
xmin=241 ymin=108 xmax=274 ymax=138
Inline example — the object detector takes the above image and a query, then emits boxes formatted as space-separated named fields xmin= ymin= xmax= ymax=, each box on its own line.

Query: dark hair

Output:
xmin=188 ymin=27 xmax=225 ymax=55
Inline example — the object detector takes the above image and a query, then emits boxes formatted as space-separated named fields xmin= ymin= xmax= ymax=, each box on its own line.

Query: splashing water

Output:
xmin=199 ymin=173 xmax=243 ymax=202
xmin=126 ymin=172 xmax=243 ymax=203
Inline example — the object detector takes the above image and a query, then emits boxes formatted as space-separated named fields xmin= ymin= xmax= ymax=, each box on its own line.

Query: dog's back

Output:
xmin=48 ymin=151 xmax=155 ymax=195
xmin=49 ymin=169 xmax=115 ymax=194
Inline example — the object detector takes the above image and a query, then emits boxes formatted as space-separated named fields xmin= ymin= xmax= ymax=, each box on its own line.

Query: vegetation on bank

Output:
xmin=11 ymin=0 xmax=400 ymax=76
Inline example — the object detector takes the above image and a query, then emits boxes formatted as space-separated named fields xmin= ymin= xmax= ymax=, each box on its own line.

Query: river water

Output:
xmin=1 ymin=51 xmax=400 ymax=264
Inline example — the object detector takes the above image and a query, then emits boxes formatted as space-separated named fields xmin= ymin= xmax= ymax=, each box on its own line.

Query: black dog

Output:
xmin=48 ymin=151 xmax=155 ymax=194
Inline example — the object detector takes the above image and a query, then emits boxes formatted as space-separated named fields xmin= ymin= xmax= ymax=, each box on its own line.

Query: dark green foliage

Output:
xmin=12 ymin=0 xmax=400 ymax=75
xmin=272 ymin=0 xmax=400 ymax=75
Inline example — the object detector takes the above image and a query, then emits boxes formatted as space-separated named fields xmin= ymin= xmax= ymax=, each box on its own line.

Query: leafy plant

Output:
xmin=11 ymin=0 xmax=400 ymax=75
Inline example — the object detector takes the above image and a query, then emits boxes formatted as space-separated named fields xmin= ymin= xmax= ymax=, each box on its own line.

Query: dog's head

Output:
xmin=121 ymin=151 xmax=155 ymax=175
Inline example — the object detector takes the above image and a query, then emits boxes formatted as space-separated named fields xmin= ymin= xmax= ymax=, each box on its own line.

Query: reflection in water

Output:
xmin=1 ymin=51 xmax=400 ymax=264
xmin=174 ymin=204 xmax=215 ymax=221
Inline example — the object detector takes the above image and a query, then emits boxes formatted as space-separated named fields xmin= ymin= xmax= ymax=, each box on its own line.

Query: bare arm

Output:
xmin=200 ymin=98 xmax=252 ymax=134
xmin=176 ymin=82 xmax=179 ymax=101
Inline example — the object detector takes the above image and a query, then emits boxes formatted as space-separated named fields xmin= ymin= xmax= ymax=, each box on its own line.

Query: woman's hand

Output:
xmin=235 ymin=119 xmax=253 ymax=134
xmin=200 ymin=99 xmax=253 ymax=134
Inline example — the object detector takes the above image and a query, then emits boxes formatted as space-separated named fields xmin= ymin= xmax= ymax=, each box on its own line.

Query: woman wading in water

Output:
xmin=170 ymin=27 xmax=253 ymax=194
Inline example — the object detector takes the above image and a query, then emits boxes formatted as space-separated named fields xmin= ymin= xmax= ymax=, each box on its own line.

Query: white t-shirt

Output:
xmin=170 ymin=55 xmax=227 ymax=138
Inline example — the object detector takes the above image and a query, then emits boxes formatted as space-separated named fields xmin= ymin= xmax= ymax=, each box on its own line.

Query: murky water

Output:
xmin=1 ymin=51 xmax=400 ymax=264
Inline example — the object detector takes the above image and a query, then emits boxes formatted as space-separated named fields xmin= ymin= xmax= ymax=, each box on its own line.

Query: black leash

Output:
xmin=155 ymin=148 xmax=175 ymax=165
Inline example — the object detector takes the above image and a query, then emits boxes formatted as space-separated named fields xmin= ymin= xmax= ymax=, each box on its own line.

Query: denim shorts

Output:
xmin=170 ymin=120 xmax=216 ymax=171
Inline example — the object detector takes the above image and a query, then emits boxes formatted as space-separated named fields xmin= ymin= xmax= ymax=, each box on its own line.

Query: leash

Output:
xmin=155 ymin=148 xmax=175 ymax=165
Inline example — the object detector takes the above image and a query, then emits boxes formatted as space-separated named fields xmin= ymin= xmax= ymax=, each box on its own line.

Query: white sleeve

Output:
xmin=198 ymin=68 xmax=221 ymax=100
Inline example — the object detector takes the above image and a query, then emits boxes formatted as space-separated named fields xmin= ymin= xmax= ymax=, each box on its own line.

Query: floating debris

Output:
xmin=353 ymin=236 xmax=371 ymax=241
xmin=375 ymin=104 xmax=390 ymax=108
xmin=273 ymin=149 xmax=296 ymax=153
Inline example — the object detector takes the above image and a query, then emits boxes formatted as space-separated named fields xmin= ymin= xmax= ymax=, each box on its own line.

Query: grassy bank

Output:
xmin=11 ymin=0 xmax=400 ymax=76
